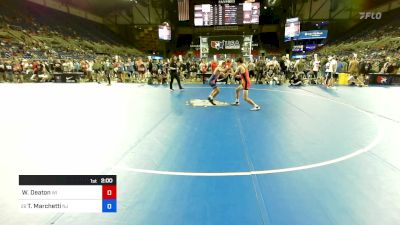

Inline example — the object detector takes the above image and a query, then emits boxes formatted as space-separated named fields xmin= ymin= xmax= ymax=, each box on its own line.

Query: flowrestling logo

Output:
xmin=359 ymin=12 xmax=382 ymax=19
xmin=210 ymin=40 xmax=240 ymax=50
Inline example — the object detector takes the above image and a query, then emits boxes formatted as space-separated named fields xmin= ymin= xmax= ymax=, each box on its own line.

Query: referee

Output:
xmin=169 ymin=56 xmax=183 ymax=91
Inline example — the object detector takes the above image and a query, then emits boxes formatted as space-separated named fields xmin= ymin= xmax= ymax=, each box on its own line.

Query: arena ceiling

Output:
xmin=56 ymin=0 xmax=393 ymax=16
xmin=56 ymin=0 xmax=169 ymax=15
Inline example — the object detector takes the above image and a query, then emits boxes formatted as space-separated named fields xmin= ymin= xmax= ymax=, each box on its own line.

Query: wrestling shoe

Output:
xmin=208 ymin=97 xmax=216 ymax=105
xmin=231 ymin=101 xmax=240 ymax=106
xmin=250 ymin=105 xmax=261 ymax=111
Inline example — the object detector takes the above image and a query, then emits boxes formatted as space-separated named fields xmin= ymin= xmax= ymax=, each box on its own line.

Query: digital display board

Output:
xmin=194 ymin=3 xmax=260 ymax=26
xmin=158 ymin=24 xmax=171 ymax=40
xmin=305 ymin=44 xmax=317 ymax=51
xmin=297 ymin=30 xmax=328 ymax=40
xmin=284 ymin=17 xmax=301 ymax=41
xmin=292 ymin=45 xmax=304 ymax=53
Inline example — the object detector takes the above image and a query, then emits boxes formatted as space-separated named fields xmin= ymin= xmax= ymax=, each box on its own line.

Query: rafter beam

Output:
xmin=133 ymin=3 xmax=150 ymax=24
xmin=331 ymin=6 xmax=349 ymax=20
xmin=310 ymin=0 xmax=329 ymax=20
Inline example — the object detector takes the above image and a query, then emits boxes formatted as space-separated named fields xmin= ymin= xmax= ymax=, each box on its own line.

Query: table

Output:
xmin=53 ymin=72 xmax=83 ymax=83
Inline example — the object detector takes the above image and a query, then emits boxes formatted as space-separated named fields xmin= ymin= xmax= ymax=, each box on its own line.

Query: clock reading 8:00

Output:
xmin=101 ymin=178 xmax=113 ymax=184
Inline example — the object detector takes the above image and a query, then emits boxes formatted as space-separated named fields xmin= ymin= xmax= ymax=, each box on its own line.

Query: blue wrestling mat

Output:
xmin=1 ymin=84 xmax=400 ymax=225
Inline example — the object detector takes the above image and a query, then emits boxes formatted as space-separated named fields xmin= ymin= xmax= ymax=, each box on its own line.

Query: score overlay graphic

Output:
xmin=19 ymin=175 xmax=117 ymax=213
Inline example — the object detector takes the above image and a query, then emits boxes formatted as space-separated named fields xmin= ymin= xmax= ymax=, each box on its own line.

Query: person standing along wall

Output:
xmin=169 ymin=56 xmax=183 ymax=91
xmin=348 ymin=55 xmax=360 ymax=86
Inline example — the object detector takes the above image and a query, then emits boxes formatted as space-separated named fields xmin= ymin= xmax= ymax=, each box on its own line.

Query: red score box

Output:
xmin=102 ymin=185 xmax=117 ymax=199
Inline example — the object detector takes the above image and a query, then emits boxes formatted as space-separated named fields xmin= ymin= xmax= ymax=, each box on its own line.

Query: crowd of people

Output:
xmin=1 ymin=52 xmax=399 ymax=87
xmin=316 ymin=14 xmax=400 ymax=84
xmin=0 ymin=3 xmax=141 ymax=84
xmin=1 ymin=3 xmax=399 ymax=87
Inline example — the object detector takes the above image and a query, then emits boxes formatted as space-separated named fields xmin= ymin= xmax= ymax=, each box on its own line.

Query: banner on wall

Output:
xmin=297 ymin=30 xmax=328 ymax=40
xmin=292 ymin=45 xmax=304 ymax=52
xmin=207 ymin=36 xmax=244 ymax=54
xmin=285 ymin=30 xmax=328 ymax=42
xmin=368 ymin=74 xmax=400 ymax=85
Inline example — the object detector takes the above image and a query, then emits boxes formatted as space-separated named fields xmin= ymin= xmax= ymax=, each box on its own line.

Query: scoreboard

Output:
xmin=19 ymin=175 xmax=117 ymax=213
xmin=194 ymin=3 xmax=260 ymax=26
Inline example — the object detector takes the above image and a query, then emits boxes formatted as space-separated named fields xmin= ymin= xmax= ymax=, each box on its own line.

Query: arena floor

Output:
xmin=1 ymin=83 xmax=400 ymax=225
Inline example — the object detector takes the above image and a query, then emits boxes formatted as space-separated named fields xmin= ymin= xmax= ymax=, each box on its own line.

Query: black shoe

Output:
xmin=208 ymin=97 xmax=216 ymax=105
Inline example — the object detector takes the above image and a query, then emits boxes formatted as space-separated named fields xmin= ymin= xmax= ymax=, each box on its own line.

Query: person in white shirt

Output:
xmin=312 ymin=54 xmax=320 ymax=79
xmin=329 ymin=56 xmax=338 ymax=87
xmin=266 ymin=57 xmax=281 ymax=84
xmin=270 ymin=57 xmax=281 ymax=73
xmin=330 ymin=56 xmax=338 ymax=87
xmin=199 ymin=59 xmax=208 ymax=82
xmin=325 ymin=56 xmax=337 ymax=88
xmin=324 ymin=57 xmax=332 ymax=87
xmin=68 ymin=60 xmax=74 ymax=72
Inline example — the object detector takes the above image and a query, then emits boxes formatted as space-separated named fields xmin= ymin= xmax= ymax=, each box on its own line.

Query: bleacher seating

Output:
xmin=0 ymin=0 xmax=142 ymax=60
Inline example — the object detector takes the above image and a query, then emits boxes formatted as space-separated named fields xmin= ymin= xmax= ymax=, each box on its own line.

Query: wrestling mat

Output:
xmin=186 ymin=99 xmax=230 ymax=107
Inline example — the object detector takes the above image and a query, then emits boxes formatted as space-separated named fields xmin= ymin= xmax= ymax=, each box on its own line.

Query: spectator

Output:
xmin=348 ymin=55 xmax=359 ymax=76
xmin=87 ymin=60 xmax=94 ymax=82
xmin=158 ymin=59 xmax=167 ymax=84
xmin=53 ymin=59 xmax=63 ymax=73
xmin=189 ymin=61 xmax=197 ymax=80
xmin=169 ymin=56 xmax=183 ymax=91
xmin=382 ymin=58 xmax=398 ymax=74
xmin=38 ymin=61 xmax=51 ymax=82
xmin=150 ymin=59 xmax=159 ymax=80
xmin=279 ymin=56 xmax=288 ymax=78
xmin=0 ymin=59 xmax=5 ymax=82
xmin=210 ymin=59 xmax=218 ymax=74
xmin=331 ymin=56 xmax=339 ymax=86
xmin=4 ymin=60 xmax=13 ymax=82
xmin=103 ymin=59 xmax=113 ymax=86
xmin=256 ymin=57 xmax=266 ymax=84
xmin=341 ymin=57 xmax=348 ymax=73
xmin=136 ymin=57 xmax=146 ymax=82
xmin=125 ymin=58 xmax=135 ymax=82
xmin=289 ymin=73 xmax=303 ymax=86
xmin=310 ymin=55 xmax=320 ymax=84
xmin=13 ymin=59 xmax=23 ymax=83
xmin=21 ymin=59 xmax=31 ymax=81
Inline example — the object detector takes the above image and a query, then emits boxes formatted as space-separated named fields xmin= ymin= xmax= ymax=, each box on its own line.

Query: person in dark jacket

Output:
xmin=169 ymin=56 xmax=183 ymax=91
